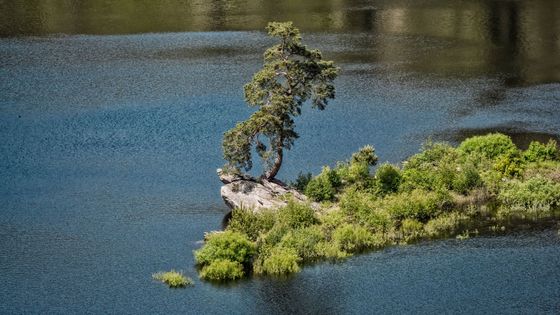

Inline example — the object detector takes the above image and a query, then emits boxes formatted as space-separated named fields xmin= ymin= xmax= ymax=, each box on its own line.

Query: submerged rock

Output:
xmin=217 ymin=169 xmax=312 ymax=212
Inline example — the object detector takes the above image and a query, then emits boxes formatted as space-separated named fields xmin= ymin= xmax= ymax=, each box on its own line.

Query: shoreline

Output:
xmin=196 ymin=133 xmax=560 ymax=281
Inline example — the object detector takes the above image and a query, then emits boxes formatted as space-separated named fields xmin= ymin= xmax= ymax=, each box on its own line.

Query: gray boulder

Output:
xmin=217 ymin=169 xmax=312 ymax=212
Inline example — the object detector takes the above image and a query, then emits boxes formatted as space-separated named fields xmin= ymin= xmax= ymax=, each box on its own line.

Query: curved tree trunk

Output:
xmin=264 ymin=147 xmax=283 ymax=180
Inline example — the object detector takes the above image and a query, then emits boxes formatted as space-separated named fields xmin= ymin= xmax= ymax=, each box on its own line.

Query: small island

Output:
xmin=194 ymin=22 xmax=560 ymax=282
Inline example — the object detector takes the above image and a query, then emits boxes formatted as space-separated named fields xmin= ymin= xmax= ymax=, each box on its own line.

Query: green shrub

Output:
xmin=153 ymin=270 xmax=193 ymax=288
xmin=227 ymin=209 xmax=276 ymax=241
xmin=480 ymin=169 xmax=504 ymax=194
xmin=319 ymin=209 xmax=347 ymax=231
xmin=339 ymin=190 xmax=391 ymax=231
xmin=277 ymin=201 xmax=317 ymax=229
xmin=290 ymin=172 xmax=313 ymax=192
xmin=382 ymin=189 xmax=451 ymax=221
xmin=523 ymin=140 xmax=559 ymax=162
xmin=305 ymin=166 xmax=340 ymax=201
xmin=424 ymin=212 xmax=470 ymax=238
xmin=305 ymin=174 xmax=335 ymax=202
xmin=351 ymin=145 xmax=379 ymax=166
xmin=200 ymin=259 xmax=244 ymax=281
xmin=332 ymin=224 xmax=374 ymax=253
xmin=452 ymin=164 xmax=482 ymax=194
xmin=400 ymin=143 xmax=458 ymax=192
xmin=493 ymin=150 xmax=525 ymax=177
xmin=194 ymin=231 xmax=255 ymax=267
xmin=458 ymin=133 xmax=517 ymax=160
xmin=349 ymin=162 xmax=372 ymax=184
xmin=523 ymin=161 xmax=560 ymax=183
xmin=260 ymin=246 xmax=301 ymax=275
xmin=334 ymin=145 xmax=378 ymax=188
xmin=261 ymin=224 xmax=290 ymax=247
xmin=375 ymin=163 xmax=402 ymax=194
xmin=498 ymin=176 xmax=560 ymax=210
xmin=406 ymin=141 xmax=458 ymax=168
xmin=279 ymin=226 xmax=325 ymax=261
xmin=400 ymin=168 xmax=436 ymax=192
xmin=401 ymin=218 xmax=424 ymax=243
xmin=314 ymin=241 xmax=349 ymax=260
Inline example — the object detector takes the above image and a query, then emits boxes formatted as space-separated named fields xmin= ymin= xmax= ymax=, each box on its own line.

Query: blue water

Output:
xmin=1 ymin=1 xmax=560 ymax=313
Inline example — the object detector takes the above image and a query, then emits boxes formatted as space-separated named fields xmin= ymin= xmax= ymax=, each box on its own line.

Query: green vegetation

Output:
xmin=197 ymin=133 xmax=560 ymax=281
xmin=194 ymin=231 xmax=255 ymax=281
xmin=199 ymin=259 xmax=245 ymax=281
xmin=152 ymin=270 xmax=193 ymax=288
xmin=259 ymin=246 xmax=301 ymax=275
xmin=221 ymin=21 xmax=338 ymax=180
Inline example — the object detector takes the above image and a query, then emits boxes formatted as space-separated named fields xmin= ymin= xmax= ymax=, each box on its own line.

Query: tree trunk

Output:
xmin=265 ymin=147 xmax=283 ymax=180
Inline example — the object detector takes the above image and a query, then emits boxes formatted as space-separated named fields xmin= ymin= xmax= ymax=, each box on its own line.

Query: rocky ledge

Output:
xmin=217 ymin=169 xmax=312 ymax=212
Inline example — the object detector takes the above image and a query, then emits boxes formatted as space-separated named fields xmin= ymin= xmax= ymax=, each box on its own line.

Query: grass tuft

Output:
xmin=153 ymin=270 xmax=193 ymax=288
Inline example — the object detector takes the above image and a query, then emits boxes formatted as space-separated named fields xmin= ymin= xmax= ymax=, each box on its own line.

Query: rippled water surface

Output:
xmin=1 ymin=0 xmax=560 ymax=313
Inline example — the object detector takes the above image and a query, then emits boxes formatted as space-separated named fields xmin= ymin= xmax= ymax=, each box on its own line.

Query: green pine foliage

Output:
xmin=222 ymin=21 xmax=339 ymax=180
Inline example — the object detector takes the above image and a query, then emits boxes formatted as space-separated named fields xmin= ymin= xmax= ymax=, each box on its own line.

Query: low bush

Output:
xmin=523 ymin=161 xmax=560 ymax=183
xmin=279 ymin=226 xmax=324 ymax=262
xmin=375 ymin=163 xmax=402 ymax=195
xmin=259 ymin=246 xmax=301 ymax=275
xmin=405 ymin=141 xmax=458 ymax=169
xmin=305 ymin=174 xmax=335 ymax=202
xmin=339 ymin=190 xmax=391 ymax=231
xmin=458 ymin=133 xmax=517 ymax=160
xmin=400 ymin=146 xmax=458 ymax=192
xmin=261 ymin=224 xmax=290 ymax=247
xmin=338 ymin=162 xmax=373 ymax=188
xmin=200 ymin=259 xmax=244 ymax=281
xmin=319 ymin=209 xmax=347 ymax=232
xmin=194 ymin=231 xmax=255 ymax=267
xmin=333 ymin=145 xmax=378 ymax=189
xmin=153 ymin=270 xmax=193 ymax=288
xmin=314 ymin=241 xmax=349 ymax=260
xmin=382 ymin=189 xmax=451 ymax=221
xmin=400 ymin=168 xmax=436 ymax=192
xmin=423 ymin=212 xmax=470 ymax=238
xmin=227 ymin=208 xmax=276 ymax=241
xmin=305 ymin=166 xmax=340 ymax=201
xmin=493 ymin=150 xmax=524 ymax=177
xmin=452 ymin=164 xmax=482 ymax=194
xmin=332 ymin=224 xmax=374 ymax=253
xmin=498 ymin=176 xmax=560 ymax=210
xmin=400 ymin=218 xmax=424 ymax=243
xmin=276 ymin=201 xmax=317 ymax=229
xmin=523 ymin=140 xmax=559 ymax=163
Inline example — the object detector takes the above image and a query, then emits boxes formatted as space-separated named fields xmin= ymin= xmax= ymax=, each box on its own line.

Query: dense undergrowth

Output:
xmin=195 ymin=133 xmax=560 ymax=281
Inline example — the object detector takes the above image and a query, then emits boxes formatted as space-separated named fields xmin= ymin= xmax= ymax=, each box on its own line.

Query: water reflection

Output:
xmin=1 ymin=0 xmax=559 ymax=85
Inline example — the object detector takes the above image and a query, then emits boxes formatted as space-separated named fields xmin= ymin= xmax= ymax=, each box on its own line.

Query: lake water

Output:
xmin=1 ymin=0 xmax=559 ymax=313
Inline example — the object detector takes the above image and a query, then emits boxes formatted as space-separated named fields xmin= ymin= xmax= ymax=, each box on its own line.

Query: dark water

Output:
xmin=1 ymin=0 xmax=560 ymax=313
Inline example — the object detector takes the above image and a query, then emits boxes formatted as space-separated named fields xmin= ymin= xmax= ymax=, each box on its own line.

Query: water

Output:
xmin=1 ymin=0 xmax=560 ymax=313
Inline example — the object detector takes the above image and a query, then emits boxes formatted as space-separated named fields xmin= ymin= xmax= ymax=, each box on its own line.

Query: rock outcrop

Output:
xmin=217 ymin=169 xmax=312 ymax=212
